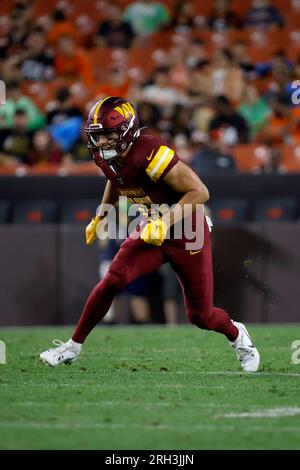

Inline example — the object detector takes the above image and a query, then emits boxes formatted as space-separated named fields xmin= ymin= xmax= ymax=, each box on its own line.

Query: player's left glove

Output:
xmin=140 ymin=218 xmax=168 ymax=246
xmin=86 ymin=215 xmax=102 ymax=245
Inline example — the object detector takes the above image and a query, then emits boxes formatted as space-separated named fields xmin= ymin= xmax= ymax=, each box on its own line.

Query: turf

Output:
xmin=0 ymin=325 xmax=300 ymax=450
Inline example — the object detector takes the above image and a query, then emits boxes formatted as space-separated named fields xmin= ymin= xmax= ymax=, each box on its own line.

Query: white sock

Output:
xmin=231 ymin=329 xmax=242 ymax=346
xmin=68 ymin=338 xmax=82 ymax=352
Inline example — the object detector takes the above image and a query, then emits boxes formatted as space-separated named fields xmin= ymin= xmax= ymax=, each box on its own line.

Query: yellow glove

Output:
xmin=140 ymin=218 xmax=168 ymax=246
xmin=86 ymin=216 xmax=102 ymax=245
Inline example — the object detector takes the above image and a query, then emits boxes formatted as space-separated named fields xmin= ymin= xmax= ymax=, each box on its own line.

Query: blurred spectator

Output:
xmin=245 ymin=0 xmax=284 ymax=30
xmin=263 ymin=64 xmax=295 ymax=109
xmin=185 ymin=38 xmax=208 ymax=69
xmin=294 ymin=53 xmax=300 ymax=80
xmin=172 ymin=134 xmax=194 ymax=163
xmin=54 ymin=34 xmax=94 ymax=86
xmin=27 ymin=130 xmax=63 ymax=166
xmin=46 ymin=87 xmax=83 ymax=125
xmin=95 ymin=2 xmax=135 ymax=49
xmin=231 ymin=39 xmax=255 ymax=77
xmin=123 ymin=0 xmax=170 ymax=36
xmin=4 ymin=5 xmax=32 ymax=57
xmin=291 ymin=107 xmax=300 ymax=145
xmin=239 ymin=85 xmax=271 ymax=138
xmin=47 ymin=8 xmax=77 ymax=45
xmin=207 ymin=48 xmax=245 ymax=103
xmin=209 ymin=95 xmax=250 ymax=144
xmin=142 ymin=66 xmax=189 ymax=107
xmin=169 ymin=104 xmax=195 ymax=140
xmin=186 ymin=62 xmax=212 ymax=108
xmin=190 ymin=139 xmax=237 ymax=174
xmin=93 ymin=65 xmax=132 ymax=101
xmin=171 ymin=0 xmax=196 ymax=33
xmin=63 ymin=126 xmax=91 ymax=166
xmin=208 ymin=0 xmax=244 ymax=31
xmin=253 ymin=146 xmax=286 ymax=173
xmin=0 ymin=81 xmax=45 ymax=131
xmin=0 ymin=109 xmax=34 ymax=165
xmin=19 ymin=28 xmax=54 ymax=81
xmin=137 ymin=101 xmax=162 ymax=130
xmin=48 ymin=115 xmax=83 ymax=153
xmin=258 ymin=107 xmax=292 ymax=144
xmin=168 ymin=46 xmax=190 ymax=92
xmin=255 ymin=50 xmax=294 ymax=78
xmin=0 ymin=16 xmax=11 ymax=61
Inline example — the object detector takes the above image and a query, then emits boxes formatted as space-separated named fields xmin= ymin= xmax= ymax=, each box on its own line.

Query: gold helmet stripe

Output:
xmin=93 ymin=96 xmax=112 ymax=125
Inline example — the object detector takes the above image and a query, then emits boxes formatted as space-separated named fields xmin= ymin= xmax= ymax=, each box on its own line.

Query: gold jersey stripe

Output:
xmin=146 ymin=146 xmax=174 ymax=181
xmin=93 ymin=96 xmax=112 ymax=124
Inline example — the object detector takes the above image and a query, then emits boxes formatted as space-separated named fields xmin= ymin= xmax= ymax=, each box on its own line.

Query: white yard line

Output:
xmin=221 ymin=407 xmax=300 ymax=418
xmin=0 ymin=421 xmax=300 ymax=433
xmin=0 ymin=383 xmax=226 ymax=389
xmin=7 ymin=370 xmax=300 ymax=377
xmin=148 ymin=371 xmax=300 ymax=377
xmin=10 ymin=401 xmax=233 ymax=408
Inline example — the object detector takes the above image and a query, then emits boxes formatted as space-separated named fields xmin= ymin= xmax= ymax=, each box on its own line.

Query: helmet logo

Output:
xmin=114 ymin=102 xmax=135 ymax=119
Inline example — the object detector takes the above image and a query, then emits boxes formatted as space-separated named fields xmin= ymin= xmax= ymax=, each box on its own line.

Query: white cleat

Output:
xmin=40 ymin=339 xmax=81 ymax=367
xmin=230 ymin=321 xmax=260 ymax=372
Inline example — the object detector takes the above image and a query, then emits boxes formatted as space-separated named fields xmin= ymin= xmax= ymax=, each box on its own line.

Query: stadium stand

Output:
xmin=61 ymin=199 xmax=100 ymax=223
xmin=1 ymin=0 xmax=300 ymax=221
xmin=252 ymin=196 xmax=299 ymax=221
xmin=208 ymin=197 xmax=249 ymax=223
xmin=13 ymin=200 xmax=58 ymax=223
xmin=0 ymin=200 xmax=10 ymax=223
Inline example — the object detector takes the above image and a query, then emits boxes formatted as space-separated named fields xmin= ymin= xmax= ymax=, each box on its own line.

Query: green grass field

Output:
xmin=1 ymin=325 xmax=300 ymax=450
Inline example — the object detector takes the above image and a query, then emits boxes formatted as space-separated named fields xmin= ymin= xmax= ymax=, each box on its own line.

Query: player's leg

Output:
xmin=165 ymin=219 xmax=260 ymax=371
xmin=40 ymin=235 xmax=165 ymax=366
xmin=73 ymin=236 xmax=164 ymax=342
xmin=165 ymin=220 xmax=237 ymax=338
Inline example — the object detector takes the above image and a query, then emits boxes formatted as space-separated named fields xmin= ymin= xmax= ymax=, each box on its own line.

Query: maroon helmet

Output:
xmin=85 ymin=96 xmax=140 ymax=161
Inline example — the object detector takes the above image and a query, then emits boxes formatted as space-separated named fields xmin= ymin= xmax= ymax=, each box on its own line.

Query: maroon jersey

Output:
xmin=93 ymin=133 xmax=181 ymax=212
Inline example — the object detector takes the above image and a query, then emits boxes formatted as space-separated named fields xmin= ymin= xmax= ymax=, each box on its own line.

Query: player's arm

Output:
xmin=140 ymin=157 xmax=209 ymax=246
xmin=86 ymin=180 xmax=119 ymax=245
xmin=161 ymin=160 xmax=209 ymax=228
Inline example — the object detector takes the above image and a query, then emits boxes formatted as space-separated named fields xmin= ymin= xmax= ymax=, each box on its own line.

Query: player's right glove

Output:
xmin=86 ymin=215 xmax=102 ymax=245
xmin=140 ymin=217 xmax=168 ymax=246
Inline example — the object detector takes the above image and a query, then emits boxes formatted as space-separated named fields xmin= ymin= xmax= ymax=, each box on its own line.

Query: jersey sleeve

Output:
xmin=139 ymin=137 xmax=179 ymax=182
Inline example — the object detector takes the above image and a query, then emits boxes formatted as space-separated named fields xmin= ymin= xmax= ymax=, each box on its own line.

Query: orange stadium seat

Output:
xmin=148 ymin=31 xmax=176 ymax=49
xmin=278 ymin=145 xmax=300 ymax=172
xmin=31 ymin=0 xmax=58 ymax=19
xmin=233 ymin=144 xmax=266 ymax=172
xmin=230 ymin=0 xmax=252 ymax=16
xmin=193 ymin=1 xmax=214 ymax=17
xmin=0 ymin=166 xmax=23 ymax=176
xmin=127 ymin=48 xmax=158 ymax=78
xmin=234 ymin=144 xmax=300 ymax=173
xmin=71 ymin=163 xmax=100 ymax=176
xmin=29 ymin=164 xmax=62 ymax=176
xmin=89 ymin=47 xmax=116 ymax=75
xmin=0 ymin=0 xmax=14 ymax=15
xmin=21 ymin=80 xmax=67 ymax=113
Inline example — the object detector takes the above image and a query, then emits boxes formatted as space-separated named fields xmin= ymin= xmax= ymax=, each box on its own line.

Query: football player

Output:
xmin=40 ymin=96 xmax=260 ymax=371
